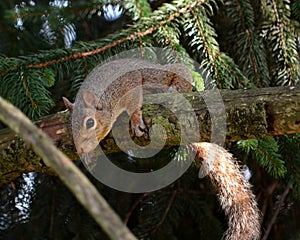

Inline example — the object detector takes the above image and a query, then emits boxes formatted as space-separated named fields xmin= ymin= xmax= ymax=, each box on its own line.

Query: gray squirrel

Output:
xmin=63 ymin=58 xmax=192 ymax=153
xmin=63 ymin=58 xmax=261 ymax=240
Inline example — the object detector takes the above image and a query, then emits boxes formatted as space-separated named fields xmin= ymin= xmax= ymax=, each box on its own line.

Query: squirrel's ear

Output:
xmin=83 ymin=90 xmax=99 ymax=108
xmin=62 ymin=97 xmax=74 ymax=110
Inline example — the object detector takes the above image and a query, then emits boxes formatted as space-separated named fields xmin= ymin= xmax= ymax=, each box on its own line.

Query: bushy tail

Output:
xmin=189 ymin=142 xmax=261 ymax=240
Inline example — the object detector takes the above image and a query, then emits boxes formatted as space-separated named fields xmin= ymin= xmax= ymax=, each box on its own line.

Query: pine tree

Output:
xmin=0 ymin=0 xmax=300 ymax=239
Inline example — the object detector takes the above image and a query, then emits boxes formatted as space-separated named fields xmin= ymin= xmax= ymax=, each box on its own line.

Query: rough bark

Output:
xmin=0 ymin=96 xmax=138 ymax=240
xmin=0 ymin=85 xmax=299 ymax=183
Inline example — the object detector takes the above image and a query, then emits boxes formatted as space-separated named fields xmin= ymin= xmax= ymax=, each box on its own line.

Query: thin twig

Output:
xmin=125 ymin=192 xmax=150 ymax=225
xmin=155 ymin=190 xmax=177 ymax=230
xmin=262 ymin=181 xmax=292 ymax=240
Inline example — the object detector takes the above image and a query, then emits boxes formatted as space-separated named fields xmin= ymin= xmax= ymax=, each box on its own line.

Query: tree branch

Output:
xmin=0 ymin=85 xmax=300 ymax=183
xmin=0 ymin=97 xmax=137 ymax=240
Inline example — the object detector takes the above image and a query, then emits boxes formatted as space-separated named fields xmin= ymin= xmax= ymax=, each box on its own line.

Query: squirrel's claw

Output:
xmin=130 ymin=108 xmax=146 ymax=137
xmin=131 ymin=119 xmax=146 ymax=137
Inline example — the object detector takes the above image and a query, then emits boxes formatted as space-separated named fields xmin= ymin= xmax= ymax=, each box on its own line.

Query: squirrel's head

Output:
xmin=63 ymin=90 xmax=112 ymax=154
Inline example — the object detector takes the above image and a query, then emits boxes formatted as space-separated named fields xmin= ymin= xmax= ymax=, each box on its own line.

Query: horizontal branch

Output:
xmin=0 ymin=85 xmax=300 ymax=183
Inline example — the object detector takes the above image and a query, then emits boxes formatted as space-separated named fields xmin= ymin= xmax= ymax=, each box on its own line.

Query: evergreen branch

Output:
xmin=226 ymin=0 xmax=270 ymax=87
xmin=187 ymin=6 xmax=221 ymax=87
xmin=124 ymin=0 xmax=143 ymax=21
xmin=292 ymin=0 xmax=300 ymax=21
xmin=0 ymin=0 xmax=212 ymax=118
xmin=158 ymin=24 xmax=178 ymax=53
xmin=0 ymin=0 xmax=206 ymax=77
xmin=238 ymin=138 xmax=287 ymax=178
xmin=153 ymin=23 xmax=188 ymax=63
xmin=0 ymin=67 xmax=55 ymax=119
xmin=216 ymin=53 xmax=251 ymax=88
xmin=133 ymin=0 xmax=152 ymax=18
xmin=261 ymin=0 xmax=300 ymax=85
xmin=151 ymin=23 xmax=205 ymax=89
xmin=134 ymin=0 xmax=143 ymax=17
xmin=181 ymin=2 xmax=249 ymax=89
xmin=261 ymin=138 xmax=286 ymax=177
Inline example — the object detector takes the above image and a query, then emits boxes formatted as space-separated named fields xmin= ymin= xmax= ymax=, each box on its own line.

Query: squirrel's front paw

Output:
xmin=130 ymin=108 xmax=147 ymax=137
xmin=131 ymin=119 xmax=146 ymax=137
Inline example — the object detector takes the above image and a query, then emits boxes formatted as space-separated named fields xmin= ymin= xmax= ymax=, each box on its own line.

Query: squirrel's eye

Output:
xmin=86 ymin=118 xmax=95 ymax=129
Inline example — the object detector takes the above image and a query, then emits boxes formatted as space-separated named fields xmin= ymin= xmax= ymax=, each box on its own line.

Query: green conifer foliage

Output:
xmin=0 ymin=0 xmax=300 ymax=239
